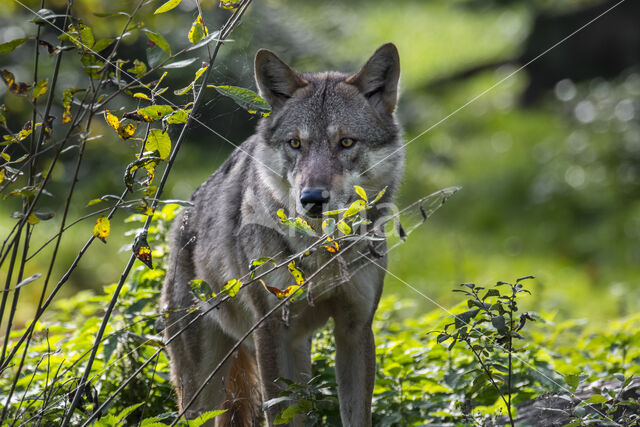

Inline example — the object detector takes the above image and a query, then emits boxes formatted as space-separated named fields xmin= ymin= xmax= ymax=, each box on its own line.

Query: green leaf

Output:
xmin=354 ymin=185 xmax=368 ymax=202
xmin=154 ymin=0 xmax=182 ymax=15
xmin=491 ymin=315 xmax=508 ymax=335
xmin=126 ymin=105 xmax=174 ymax=122
xmin=0 ymin=38 xmax=29 ymax=54
xmin=343 ymin=199 xmax=367 ymax=218
xmin=144 ymin=29 xmax=171 ymax=55
xmin=336 ymin=220 xmax=351 ymax=235
xmin=165 ymin=109 xmax=190 ymax=124
xmin=584 ymin=394 xmax=608 ymax=404
xmin=321 ymin=218 xmax=336 ymax=235
xmin=565 ymin=374 xmax=580 ymax=391
xmin=174 ymin=64 xmax=208 ymax=96
xmin=59 ymin=23 xmax=95 ymax=49
xmin=220 ymin=278 xmax=242 ymax=298
xmin=186 ymin=410 xmax=226 ymax=426
xmin=454 ymin=308 xmax=480 ymax=329
xmin=209 ymin=85 xmax=271 ymax=116
xmin=93 ymin=38 xmax=114 ymax=52
xmin=274 ymin=402 xmax=311 ymax=425
xmin=32 ymin=79 xmax=48 ymax=99
xmin=372 ymin=186 xmax=388 ymax=204
xmin=145 ymin=129 xmax=171 ymax=159
xmin=287 ymin=261 xmax=305 ymax=285
xmin=127 ymin=59 xmax=147 ymax=78
xmin=188 ymin=14 xmax=208 ymax=44
xmin=189 ymin=279 xmax=214 ymax=301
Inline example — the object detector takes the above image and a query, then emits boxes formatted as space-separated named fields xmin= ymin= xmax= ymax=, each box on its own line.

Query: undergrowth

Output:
xmin=1 ymin=205 xmax=639 ymax=425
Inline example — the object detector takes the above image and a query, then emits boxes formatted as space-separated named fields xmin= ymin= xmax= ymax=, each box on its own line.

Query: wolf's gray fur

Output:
xmin=161 ymin=43 xmax=404 ymax=426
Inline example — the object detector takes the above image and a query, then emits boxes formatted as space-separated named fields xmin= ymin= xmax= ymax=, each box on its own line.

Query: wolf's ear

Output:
xmin=346 ymin=43 xmax=400 ymax=116
xmin=255 ymin=49 xmax=308 ymax=110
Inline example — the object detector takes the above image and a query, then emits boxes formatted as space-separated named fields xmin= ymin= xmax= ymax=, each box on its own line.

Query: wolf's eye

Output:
xmin=340 ymin=138 xmax=355 ymax=148
xmin=288 ymin=138 xmax=301 ymax=149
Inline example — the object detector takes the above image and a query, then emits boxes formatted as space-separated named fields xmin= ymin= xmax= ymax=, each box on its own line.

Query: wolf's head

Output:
xmin=254 ymin=43 xmax=405 ymax=219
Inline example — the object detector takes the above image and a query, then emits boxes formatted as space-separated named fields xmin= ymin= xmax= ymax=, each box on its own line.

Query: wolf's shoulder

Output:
xmin=190 ymin=135 xmax=260 ymax=203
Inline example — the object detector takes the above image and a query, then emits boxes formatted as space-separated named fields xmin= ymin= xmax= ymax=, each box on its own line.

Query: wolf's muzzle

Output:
xmin=300 ymin=188 xmax=330 ymax=216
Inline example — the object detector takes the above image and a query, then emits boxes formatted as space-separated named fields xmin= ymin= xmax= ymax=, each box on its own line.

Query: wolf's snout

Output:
xmin=300 ymin=188 xmax=330 ymax=216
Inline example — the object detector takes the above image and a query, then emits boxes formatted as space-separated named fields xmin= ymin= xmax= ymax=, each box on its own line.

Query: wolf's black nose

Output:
xmin=300 ymin=188 xmax=330 ymax=215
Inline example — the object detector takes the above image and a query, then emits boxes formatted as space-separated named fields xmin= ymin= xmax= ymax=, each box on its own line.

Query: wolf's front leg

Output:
xmin=254 ymin=321 xmax=311 ymax=426
xmin=333 ymin=317 xmax=376 ymax=427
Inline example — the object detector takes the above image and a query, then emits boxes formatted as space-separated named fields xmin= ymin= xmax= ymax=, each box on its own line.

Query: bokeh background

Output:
xmin=1 ymin=0 xmax=639 ymax=327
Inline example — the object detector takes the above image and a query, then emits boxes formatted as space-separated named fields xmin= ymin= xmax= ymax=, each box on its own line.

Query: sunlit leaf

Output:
xmin=1 ymin=70 xmax=31 ymax=95
xmin=209 ymin=85 xmax=271 ymax=116
xmin=32 ymin=79 xmax=48 ymax=100
xmin=62 ymin=88 xmax=84 ymax=123
xmin=154 ymin=0 xmax=182 ymax=15
xmin=186 ymin=410 xmax=227 ymax=427
xmin=275 ymin=209 xmax=317 ymax=236
xmin=104 ymin=110 xmax=120 ymax=130
xmin=133 ymin=92 xmax=150 ymax=101
xmin=372 ymin=186 xmax=387 ymax=204
xmin=220 ymin=278 xmax=241 ymax=298
xmin=132 ymin=231 xmax=153 ymax=269
xmin=93 ymin=216 xmax=110 ymax=243
xmin=287 ymin=261 xmax=305 ymax=285
xmin=336 ymin=220 xmax=351 ymax=235
xmin=219 ymin=0 xmax=241 ymax=9
xmin=117 ymin=122 xmax=137 ymax=139
xmin=343 ymin=199 xmax=367 ymax=218
xmin=124 ymin=156 xmax=161 ymax=191
xmin=0 ymin=38 xmax=29 ymax=54
xmin=188 ymin=14 xmax=208 ymax=45
xmin=127 ymin=59 xmax=147 ymax=78
xmin=354 ymin=185 xmax=368 ymax=202
xmin=262 ymin=281 xmax=301 ymax=300
xmin=165 ymin=109 xmax=190 ymax=124
xmin=125 ymin=105 xmax=174 ymax=122
xmin=87 ymin=198 xmax=102 ymax=206
xmin=145 ymin=129 xmax=171 ymax=159
xmin=174 ymin=63 xmax=208 ymax=96
xmin=59 ymin=23 xmax=95 ymax=49
xmin=323 ymin=237 xmax=339 ymax=253
xmin=143 ymin=29 xmax=171 ymax=55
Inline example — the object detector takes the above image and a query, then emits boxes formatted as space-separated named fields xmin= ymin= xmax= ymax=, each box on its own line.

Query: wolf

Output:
xmin=161 ymin=42 xmax=404 ymax=426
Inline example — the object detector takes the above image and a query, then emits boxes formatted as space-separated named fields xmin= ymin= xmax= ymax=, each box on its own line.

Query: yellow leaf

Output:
xmin=336 ymin=221 xmax=351 ymax=235
xmin=220 ymin=278 xmax=242 ymax=298
xmin=354 ymin=185 xmax=368 ymax=202
xmin=133 ymin=92 xmax=150 ymax=100
xmin=261 ymin=280 xmax=302 ymax=300
xmin=188 ymin=14 xmax=208 ymax=44
xmin=33 ymin=79 xmax=48 ymax=99
xmin=154 ymin=0 xmax=182 ymax=14
xmin=324 ymin=237 xmax=339 ymax=253
xmin=0 ymin=168 xmax=4 ymax=184
xmin=343 ymin=199 xmax=367 ymax=218
xmin=93 ymin=216 xmax=110 ymax=243
xmin=104 ymin=110 xmax=120 ymax=130
xmin=287 ymin=261 xmax=305 ymax=285
xmin=117 ymin=122 xmax=137 ymax=139
xmin=27 ymin=213 xmax=40 ymax=225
